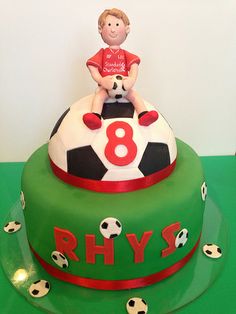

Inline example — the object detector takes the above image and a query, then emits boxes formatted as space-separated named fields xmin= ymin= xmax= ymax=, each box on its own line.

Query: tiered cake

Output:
xmin=22 ymin=95 xmax=206 ymax=291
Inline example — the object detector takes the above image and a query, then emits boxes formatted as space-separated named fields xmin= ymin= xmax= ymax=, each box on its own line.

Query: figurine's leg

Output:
xmin=91 ymin=88 xmax=109 ymax=114
xmin=83 ymin=88 xmax=109 ymax=130
xmin=126 ymin=89 xmax=146 ymax=114
xmin=126 ymin=89 xmax=158 ymax=126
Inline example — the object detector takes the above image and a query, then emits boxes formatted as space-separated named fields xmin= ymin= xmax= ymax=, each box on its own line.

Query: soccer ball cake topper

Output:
xmin=48 ymin=95 xmax=177 ymax=193
xmin=107 ymin=75 xmax=128 ymax=99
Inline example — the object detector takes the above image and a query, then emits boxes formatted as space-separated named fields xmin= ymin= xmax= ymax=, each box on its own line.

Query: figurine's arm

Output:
xmin=123 ymin=63 xmax=139 ymax=91
xmin=88 ymin=65 xmax=114 ymax=90
xmin=87 ymin=65 xmax=102 ymax=84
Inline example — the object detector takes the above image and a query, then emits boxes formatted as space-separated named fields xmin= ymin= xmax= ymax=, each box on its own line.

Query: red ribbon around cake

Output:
xmin=49 ymin=158 xmax=176 ymax=193
xmin=30 ymin=236 xmax=200 ymax=291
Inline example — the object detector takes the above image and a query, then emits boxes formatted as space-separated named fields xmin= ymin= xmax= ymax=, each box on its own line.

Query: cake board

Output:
xmin=0 ymin=196 xmax=228 ymax=314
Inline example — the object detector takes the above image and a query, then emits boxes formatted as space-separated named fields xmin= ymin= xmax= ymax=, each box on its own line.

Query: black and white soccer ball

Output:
xmin=3 ymin=221 xmax=21 ymax=233
xmin=48 ymin=95 xmax=177 ymax=186
xmin=203 ymin=243 xmax=222 ymax=259
xmin=126 ymin=297 xmax=148 ymax=314
xmin=201 ymin=182 xmax=207 ymax=201
xmin=175 ymin=228 xmax=188 ymax=248
xmin=107 ymin=75 xmax=128 ymax=99
xmin=51 ymin=251 xmax=69 ymax=268
xmin=100 ymin=217 xmax=122 ymax=239
xmin=28 ymin=280 xmax=50 ymax=298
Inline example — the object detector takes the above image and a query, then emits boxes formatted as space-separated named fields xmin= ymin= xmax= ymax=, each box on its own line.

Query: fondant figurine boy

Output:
xmin=83 ymin=8 xmax=158 ymax=130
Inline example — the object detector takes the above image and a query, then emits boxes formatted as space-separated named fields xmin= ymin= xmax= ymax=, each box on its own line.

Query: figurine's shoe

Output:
xmin=83 ymin=113 xmax=102 ymax=130
xmin=138 ymin=110 xmax=159 ymax=126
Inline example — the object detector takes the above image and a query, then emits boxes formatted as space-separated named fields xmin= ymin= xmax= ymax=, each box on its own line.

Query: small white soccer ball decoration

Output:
xmin=20 ymin=191 xmax=25 ymax=209
xmin=51 ymin=251 xmax=69 ymax=268
xmin=201 ymin=182 xmax=207 ymax=201
xmin=3 ymin=221 xmax=22 ymax=233
xmin=175 ymin=228 xmax=189 ymax=248
xmin=126 ymin=297 xmax=148 ymax=314
xmin=28 ymin=280 xmax=50 ymax=298
xmin=100 ymin=217 xmax=122 ymax=239
xmin=107 ymin=75 xmax=128 ymax=99
xmin=203 ymin=244 xmax=222 ymax=259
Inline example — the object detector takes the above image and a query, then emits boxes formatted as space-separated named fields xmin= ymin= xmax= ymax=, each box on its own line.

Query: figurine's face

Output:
xmin=99 ymin=15 xmax=130 ymax=47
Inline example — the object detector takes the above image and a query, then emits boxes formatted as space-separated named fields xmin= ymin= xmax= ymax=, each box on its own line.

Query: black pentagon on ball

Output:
xmin=32 ymin=289 xmax=39 ymax=296
xmin=116 ymin=75 xmax=123 ymax=80
xmin=52 ymin=254 xmax=58 ymax=260
xmin=50 ymin=108 xmax=70 ymax=139
xmin=115 ymin=220 xmax=121 ymax=228
xmin=101 ymin=102 xmax=134 ymax=119
xmin=101 ymin=222 xmax=108 ymax=229
xmin=113 ymin=82 xmax=118 ymax=90
xmin=138 ymin=142 xmax=170 ymax=176
xmin=110 ymin=234 xmax=118 ymax=239
xmin=67 ymin=145 xmax=108 ymax=180
xmin=179 ymin=231 xmax=183 ymax=238
xmin=45 ymin=282 xmax=50 ymax=289
xmin=128 ymin=300 xmax=135 ymax=307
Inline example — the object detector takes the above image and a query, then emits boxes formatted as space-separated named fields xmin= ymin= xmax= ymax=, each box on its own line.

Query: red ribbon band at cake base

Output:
xmin=30 ymin=236 xmax=200 ymax=291
xmin=49 ymin=157 xmax=177 ymax=193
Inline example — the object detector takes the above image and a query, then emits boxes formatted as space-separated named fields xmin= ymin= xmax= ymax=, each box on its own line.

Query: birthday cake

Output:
xmin=3 ymin=8 xmax=226 ymax=314
xmin=22 ymin=94 xmax=206 ymax=293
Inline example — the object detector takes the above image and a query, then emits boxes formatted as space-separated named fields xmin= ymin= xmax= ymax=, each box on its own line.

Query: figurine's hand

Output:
xmin=123 ymin=77 xmax=135 ymax=91
xmin=100 ymin=76 xmax=114 ymax=90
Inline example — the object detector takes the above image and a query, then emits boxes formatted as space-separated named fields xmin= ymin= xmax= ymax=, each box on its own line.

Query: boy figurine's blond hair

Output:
xmin=98 ymin=8 xmax=130 ymax=28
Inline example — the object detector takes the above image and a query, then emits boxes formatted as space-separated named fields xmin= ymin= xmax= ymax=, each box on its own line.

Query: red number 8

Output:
xmin=105 ymin=121 xmax=137 ymax=166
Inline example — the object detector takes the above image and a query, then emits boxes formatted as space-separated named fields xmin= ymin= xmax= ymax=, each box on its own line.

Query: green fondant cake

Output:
xmin=22 ymin=139 xmax=205 ymax=287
